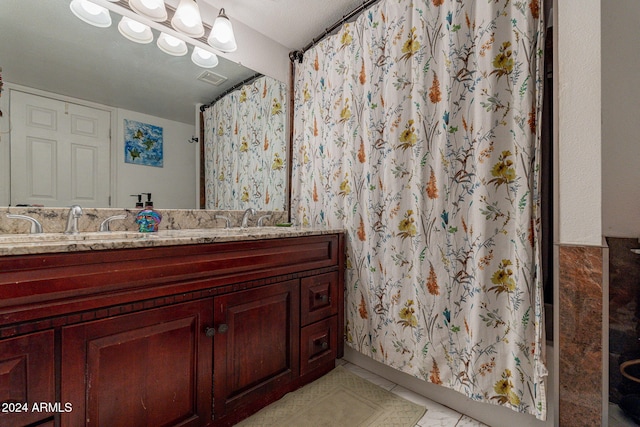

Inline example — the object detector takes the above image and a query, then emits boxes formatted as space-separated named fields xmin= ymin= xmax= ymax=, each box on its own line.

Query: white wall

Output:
xmin=0 ymin=89 xmax=10 ymax=206
xmin=113 ymin=109 xmax=197 ymax=209
xmin=602 ymin=0 xmax=640 ymax=238
xmin=556 ymin=0 xmax=602 ymax=246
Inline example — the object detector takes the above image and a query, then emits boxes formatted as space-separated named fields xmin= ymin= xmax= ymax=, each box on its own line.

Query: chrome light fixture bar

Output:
xmin=77 ymin=0 xmax=230 ymax=68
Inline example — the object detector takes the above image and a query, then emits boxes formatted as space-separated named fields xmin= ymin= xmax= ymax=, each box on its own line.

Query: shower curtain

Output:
xmin=291 ymin=0 xmax=546 ymax=419
xmin=204 ymin=75 xmax=287 ymax=210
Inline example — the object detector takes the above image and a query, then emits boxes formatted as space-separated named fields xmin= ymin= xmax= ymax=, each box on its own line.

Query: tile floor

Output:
xmin=609 ymin=403 xmax=639 ymax=427
xmin=338 ymin=360 xmax=488 ymax=427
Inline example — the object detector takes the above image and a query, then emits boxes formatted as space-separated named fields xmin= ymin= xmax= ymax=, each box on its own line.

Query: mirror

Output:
xmin=0 ymin=0 xmax=288 ymax=210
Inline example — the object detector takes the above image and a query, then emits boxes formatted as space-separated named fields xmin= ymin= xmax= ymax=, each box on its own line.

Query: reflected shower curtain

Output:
xmin=291 ymin=0 xmax=546 ymax=419
xmin=204 ymin=75 xmax=287 ymax=210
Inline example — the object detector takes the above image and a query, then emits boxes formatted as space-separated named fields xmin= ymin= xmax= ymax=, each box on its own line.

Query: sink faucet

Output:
xmin=241 ymin=208 xmax=256 ymax=228
xmin=6 ymin=214 xmax=43 ymax=234
xmin=64 ymin=205 xmax=83 ymax=234
xmin=99 ymin=214 xmax=127 ymax=232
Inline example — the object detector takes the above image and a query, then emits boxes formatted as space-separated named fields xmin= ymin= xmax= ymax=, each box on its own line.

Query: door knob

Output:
xmin=217 ymin=324 xmax=229 ymax=334
xmin=205 ymin=327 xmax=216 ymax=337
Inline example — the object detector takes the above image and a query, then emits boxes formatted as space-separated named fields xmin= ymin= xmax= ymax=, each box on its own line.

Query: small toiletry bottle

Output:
xmin=131 ymin=194 xmax=144 ymax=209
xmin=135 ymin=193 xmax=162 ymax=232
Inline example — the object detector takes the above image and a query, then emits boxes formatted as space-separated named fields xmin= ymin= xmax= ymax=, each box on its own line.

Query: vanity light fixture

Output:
xmin=68 ymin=0 xmax=230 ymax=68
xmin=69 ymin=0 xmax=112 ymax=28
xmin=128 ymin=0 xmax=167 ymax=22
xmin=118 ymin=16 xmax=154 ymax=43
xmin=157 ymin=33 xmax=188 ymax=56
xmin=191 ymin=47 xmax=219 ymax=68
xmin=207 ymin=8 xmax=237 ymax=52
xmin=171 ymin=0 xmax=205 ymax=38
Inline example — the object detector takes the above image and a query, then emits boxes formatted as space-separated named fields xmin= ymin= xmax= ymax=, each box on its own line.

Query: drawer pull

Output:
xmin=314 ymin=339 xmax=328 ymax=350
xmin=316 ymin=294 xmax=329 ymax=303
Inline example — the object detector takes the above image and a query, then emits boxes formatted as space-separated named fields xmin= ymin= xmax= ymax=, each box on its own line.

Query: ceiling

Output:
xmin=0 ymin=0 xmax=366 ymax=125
xmin=200 ymin=0 xmax=367 ymax=50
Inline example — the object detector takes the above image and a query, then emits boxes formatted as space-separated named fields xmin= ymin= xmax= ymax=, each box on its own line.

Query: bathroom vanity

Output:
xmin=0 ymin=228 xmax=344 ymax=427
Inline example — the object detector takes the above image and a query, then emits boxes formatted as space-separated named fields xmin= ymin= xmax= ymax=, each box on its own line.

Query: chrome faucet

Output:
xmin=215 ymin=214 xmax=232 ymax=229
xmin=241 ymin=208 xmax=256 ymax=228
xmin=257 ymin=214 xmax=272 ymax=227
xmin=6 ymin=214 xmax=43 ymax=234
xmin=99 ymin=214 xmax=127 ymax=232
xmin=64 ymin=205 xmax=83 ymax=234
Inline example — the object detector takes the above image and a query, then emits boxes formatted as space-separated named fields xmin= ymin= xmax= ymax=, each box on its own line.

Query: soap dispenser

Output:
xmin=135 ymin=193 xmax=162 ymax=232
xmin=131 ymin=194 xmax=144 ymax=209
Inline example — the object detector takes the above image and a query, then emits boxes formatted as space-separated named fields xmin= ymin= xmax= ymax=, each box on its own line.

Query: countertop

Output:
xmin=0 ymin=227 xmax=345 ymax=256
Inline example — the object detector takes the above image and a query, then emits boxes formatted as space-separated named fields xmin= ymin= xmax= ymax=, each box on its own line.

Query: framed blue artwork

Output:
xmin=124 ymin=119 xmax=163 ymax=167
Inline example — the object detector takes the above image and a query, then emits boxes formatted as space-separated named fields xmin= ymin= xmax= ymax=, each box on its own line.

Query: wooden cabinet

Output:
xmin=0 ymin=331 xmax=55 ymax=427
xmin=0 ymin=234 xmax=344 ymax=427
xmin=61 ymin=300 xmax=213 ymax=427
xmin=213 ymin=280 xmax=299 ymax=422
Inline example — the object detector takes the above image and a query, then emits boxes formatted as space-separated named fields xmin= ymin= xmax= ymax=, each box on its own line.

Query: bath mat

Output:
xmin=236 ymin=365 xmax=427 ymax=427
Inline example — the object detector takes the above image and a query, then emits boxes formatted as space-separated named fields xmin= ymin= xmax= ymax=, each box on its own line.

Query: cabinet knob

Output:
xmin=205 ymin=327 xmax=216 ymax=337
xmin=316 ymin=294 xmax=329 ymax=303
xmin=217 ymin=324 xmax=229 ymax=334
xmin=314 ymin=339 xmax=328 ymax=350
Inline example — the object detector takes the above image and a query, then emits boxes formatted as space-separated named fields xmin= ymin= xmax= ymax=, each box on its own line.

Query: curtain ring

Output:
xmin=620 ymin=359 xmax=640 ymax=384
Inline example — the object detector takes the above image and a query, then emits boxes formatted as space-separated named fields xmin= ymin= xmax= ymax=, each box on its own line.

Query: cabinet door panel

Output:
xmin=213 ymin=280 xmax=299 ymax=419
xmin=0 ymin=330 xmax=54 ymax=427
xmin=62 ymin=300 xmax=213 ymax=427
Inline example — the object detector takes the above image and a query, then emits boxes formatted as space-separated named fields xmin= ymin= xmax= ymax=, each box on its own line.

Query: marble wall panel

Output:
xmin=558 ymin=245 xmax=604 ymax=426
xmin=0 ymin=207 xmax=288 ymax=234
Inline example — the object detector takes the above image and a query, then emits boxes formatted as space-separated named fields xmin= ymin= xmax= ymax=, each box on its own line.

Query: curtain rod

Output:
xmin=200 ymin=72 xmax=263 ymax=111
xmin=289 ymin=0 xmax=382 ymax=63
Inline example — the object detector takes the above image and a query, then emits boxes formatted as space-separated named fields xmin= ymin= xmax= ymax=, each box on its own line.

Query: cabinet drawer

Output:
xmin=300 ymin=316 xmax=338 ymax=376
xmin=0 ymin=330 xmax=55 ymax=427
xmin=300 ymin=271 xmax=338 ymax=326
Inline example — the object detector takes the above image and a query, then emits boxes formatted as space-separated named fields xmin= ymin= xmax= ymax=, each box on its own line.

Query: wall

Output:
xmin=555 ymin=1 xmax=606 ymax=426
xmin=556 ymin=0 xmax=602 ymax=246
xmin=113 ymin=108 xmax=197 ymax=209
xmin=0 ymin=87 xmax=9 ymax=206
xmin=602 ymin=1 xmax=640 ymax=238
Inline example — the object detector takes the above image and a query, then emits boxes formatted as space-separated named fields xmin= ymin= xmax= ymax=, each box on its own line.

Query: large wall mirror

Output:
xmin=0 ymin=0 xmax=288 ymax=211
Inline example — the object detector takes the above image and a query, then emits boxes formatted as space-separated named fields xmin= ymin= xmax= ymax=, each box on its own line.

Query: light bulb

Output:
xmin=171 ymin=0 xmax=204 ymax=38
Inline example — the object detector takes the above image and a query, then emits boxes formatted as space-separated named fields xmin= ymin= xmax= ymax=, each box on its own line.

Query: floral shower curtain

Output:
xmin=204 ymin=75 xmax=287 ymax=210
xmin=291 ymin=0 xmax=546 ymax=419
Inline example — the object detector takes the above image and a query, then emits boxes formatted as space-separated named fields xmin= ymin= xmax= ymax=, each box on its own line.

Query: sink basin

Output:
xmin=0 ymin=231 xmax=148 ymax=244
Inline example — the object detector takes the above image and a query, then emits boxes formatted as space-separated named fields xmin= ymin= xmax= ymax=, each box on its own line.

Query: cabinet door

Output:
xmin=0 ymin=330 xmax=54 ymax=427
xmin=61 ymin=300 xmax=213 ymax=427
xmin=213 ymin=280 xmax=299 ymax=421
